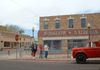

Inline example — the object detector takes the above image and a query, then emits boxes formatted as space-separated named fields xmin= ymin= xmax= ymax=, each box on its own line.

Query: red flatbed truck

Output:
xmin=72 ymin=41 xmax=100 ymax=63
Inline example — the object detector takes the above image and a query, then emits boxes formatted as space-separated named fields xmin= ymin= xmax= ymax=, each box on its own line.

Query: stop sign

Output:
xmin=15 ymin=34 xmax=19 ymax=41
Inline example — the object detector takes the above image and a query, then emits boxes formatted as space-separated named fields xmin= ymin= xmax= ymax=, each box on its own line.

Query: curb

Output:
xmin=9 ymin=58 xmax=69 ymax=62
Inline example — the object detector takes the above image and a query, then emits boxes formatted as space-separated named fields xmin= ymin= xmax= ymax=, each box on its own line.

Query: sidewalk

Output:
xmin=0 ymin=53 xmax=73 ymax=62
xmin=0 ymin=49 xmax=74 ymax=62
xmin=1 ymin=53 xmax=100 ymax=63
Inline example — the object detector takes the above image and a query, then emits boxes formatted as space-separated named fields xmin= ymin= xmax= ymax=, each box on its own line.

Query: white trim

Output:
xmin=42 ymin=36 xmax=88 ymax=40
xmin=55 ymin=17 xmax=60 ymax=20
xmin=68 ymin=16 xmax=74 ymax=19
xmin=44 ymin=17 xmax=49 ymax=21
xmin=80 ymin=15 xmax=87 ymax=19
xmin=82 ymin=14 xmax=85 ymax=17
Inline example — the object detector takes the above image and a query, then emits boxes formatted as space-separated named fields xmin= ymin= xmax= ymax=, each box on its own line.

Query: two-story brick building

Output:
xmin=38 ymin=13 xmax=100 ymax=52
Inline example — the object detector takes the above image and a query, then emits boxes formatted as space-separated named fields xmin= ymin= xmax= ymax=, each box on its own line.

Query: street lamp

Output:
xmin=32 ymin=27 xmax=34 ymax=37
xmin=32 ymin=27 xmax=35 ymax=43
xmin=87 ymin=23 xmax=91 ymax=47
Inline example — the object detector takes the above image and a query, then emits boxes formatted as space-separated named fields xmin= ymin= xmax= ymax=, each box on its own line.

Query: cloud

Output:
xmin=0 ymin=0 xmax=100 ymax=36
xmin=1 ymin=17 xmax=39 ymax=30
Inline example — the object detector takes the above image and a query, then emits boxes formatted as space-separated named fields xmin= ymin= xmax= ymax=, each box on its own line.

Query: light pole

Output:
xmin=32 ymin=27 xmax=35 ymax=43
xmin=15 ymin=34 xmax=19 ymax=59
xmin=87 ymin=23 xmax=91 ymax=47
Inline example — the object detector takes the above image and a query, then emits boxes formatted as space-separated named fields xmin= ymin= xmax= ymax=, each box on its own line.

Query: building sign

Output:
xmin=38 ymin=29 xmax=100 ymax=37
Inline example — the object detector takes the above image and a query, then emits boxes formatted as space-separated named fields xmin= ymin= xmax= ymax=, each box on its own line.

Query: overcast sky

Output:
xmin=0 ymin=0 xmax=100 ymax=37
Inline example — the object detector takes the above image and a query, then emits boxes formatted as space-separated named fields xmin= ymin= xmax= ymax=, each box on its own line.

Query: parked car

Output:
xmin=72 ymin=41 xmax=100 ymax=64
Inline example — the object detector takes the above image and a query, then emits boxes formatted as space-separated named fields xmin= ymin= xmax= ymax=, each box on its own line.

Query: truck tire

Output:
xmin=76 ymin=53 xmax=86 ymax=64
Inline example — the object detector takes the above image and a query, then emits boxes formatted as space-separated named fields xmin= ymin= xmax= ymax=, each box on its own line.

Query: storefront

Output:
xmin=38 ymin=13 xmax=100 ymax=53
xmin=39 ymin=29 xmax=100 ymax=52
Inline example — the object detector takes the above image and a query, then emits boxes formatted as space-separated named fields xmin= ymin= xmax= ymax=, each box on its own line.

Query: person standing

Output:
xmin=44 ymin=44 xmax=49 ymax=59
xmin=31 ymin=43 xmax=37 ymax=60
xmin=39 ymin=44 xmax=43 ymax=59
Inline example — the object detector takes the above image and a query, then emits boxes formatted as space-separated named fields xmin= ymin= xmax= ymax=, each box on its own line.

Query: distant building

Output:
xmin=38 ymin=13 xmax=100 ymax=52
xmin=0 ymin=25 xmax=34 ymax=49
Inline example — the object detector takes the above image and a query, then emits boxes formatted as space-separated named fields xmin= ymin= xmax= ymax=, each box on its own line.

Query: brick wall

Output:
xmin=39 ymin=13 xmax=100 ymax=46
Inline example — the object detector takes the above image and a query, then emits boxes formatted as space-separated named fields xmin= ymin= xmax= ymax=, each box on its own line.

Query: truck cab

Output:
xmin=72 ymin=41 xmax=100 ymax=64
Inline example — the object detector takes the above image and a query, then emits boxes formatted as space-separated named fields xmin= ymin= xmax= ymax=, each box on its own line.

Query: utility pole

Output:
xmin=87 ymin=23 xmax=91 ymax=47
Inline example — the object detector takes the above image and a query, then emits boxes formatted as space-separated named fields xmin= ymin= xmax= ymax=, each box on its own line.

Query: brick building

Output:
xmin=38 ymin=13 xmax=100 ymax=52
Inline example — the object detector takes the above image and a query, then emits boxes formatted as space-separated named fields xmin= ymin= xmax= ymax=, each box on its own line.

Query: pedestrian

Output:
xmin=44 ymin=44 xmax=49 ymax=59
xmin=39 ymin=44 xmax=43 ymax=59
xmin=8 ymin=49 xmax=10 ymax=55
xmin=31 ymin=43 xmax=37 ymax=60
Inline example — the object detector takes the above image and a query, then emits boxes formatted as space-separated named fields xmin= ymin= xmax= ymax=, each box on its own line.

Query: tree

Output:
xmin=5 ymin=24 xmax=24 ymax=34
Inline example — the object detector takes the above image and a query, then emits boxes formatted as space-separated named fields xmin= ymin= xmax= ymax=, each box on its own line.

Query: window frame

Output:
xmin=80 ymin=17 xmax=87 ymax=28
xmin=43 ymin=17 xmax=49 ymax=29
xmin=55 ymin=17 xmax=61 ymax=29
xmin=68 ymin=16 xmax=74 ymax=28
xmin=44 ymin=21 xmax=48 ymax=29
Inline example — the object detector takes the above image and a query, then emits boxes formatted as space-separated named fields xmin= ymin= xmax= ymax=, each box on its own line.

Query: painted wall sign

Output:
xmin=38 ymin=29 xmax=100 ymax=37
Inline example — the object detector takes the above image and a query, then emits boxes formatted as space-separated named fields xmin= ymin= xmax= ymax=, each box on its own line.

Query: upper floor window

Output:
xmin=68 ymin=19 xmax=74 ymax=28
xmin=55 ymin=19 xmax=60 ymax=29
xmin=44 ymin=21 xmax=48 ymax=29
xmin=81 ymin=17 xmax=87 ymax=28
xmin=55 ymin=17 xmax=61 ymax=29
xmin=43 ymin=17 xmax=49 ymax=29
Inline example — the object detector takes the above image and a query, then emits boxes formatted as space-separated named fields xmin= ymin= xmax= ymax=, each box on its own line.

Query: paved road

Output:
xmin=0 ymin=60 xmax=100 ymax=70
xmin=0 ymin=49 xmax=100 ymax=70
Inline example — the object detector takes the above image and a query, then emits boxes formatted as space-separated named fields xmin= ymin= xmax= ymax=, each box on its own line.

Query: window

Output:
xmin=67 ymin=39 xmax=87 ymax=53
xmin=55 ymin=20 xmax=60 ymax=29
xmin=81 ymin=18 xmax=87 ymax=28
xmin=4 ymin=42 xmax=10 ymax=47
xmin=44 ymin=21 xmax=48 ymax=29
xmin=68 ymin=19 xmax=74 ymax=28
xmin=44 ymin=17 xmax=49 ymax=29
xmin=43 ymin=40 xmax=62 ymax=50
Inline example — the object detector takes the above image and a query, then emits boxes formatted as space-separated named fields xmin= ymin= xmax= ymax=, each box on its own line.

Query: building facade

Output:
xmin=0 ymin=27 xmax=34 ymax=49
xmin=38 ymin=13 xmax=100 ymax=52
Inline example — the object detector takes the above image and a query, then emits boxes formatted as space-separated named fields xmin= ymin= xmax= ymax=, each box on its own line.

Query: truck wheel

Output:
xmin=76 ymin=54 xmax=86 ymax=64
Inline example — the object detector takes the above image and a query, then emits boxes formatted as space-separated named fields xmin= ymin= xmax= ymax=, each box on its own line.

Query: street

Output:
xmin=0 ymin=49 xmax=100 ymax=70
xmin=0 ymin=60 xmax=100 ymax=70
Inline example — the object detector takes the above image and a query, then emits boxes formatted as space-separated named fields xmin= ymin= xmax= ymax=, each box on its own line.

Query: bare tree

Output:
xmin=5 ymin=24 xmax=24 ymax=34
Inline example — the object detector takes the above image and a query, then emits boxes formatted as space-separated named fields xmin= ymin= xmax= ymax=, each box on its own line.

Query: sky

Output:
xmin=0 ymin=0 xmax=100 ymax=38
